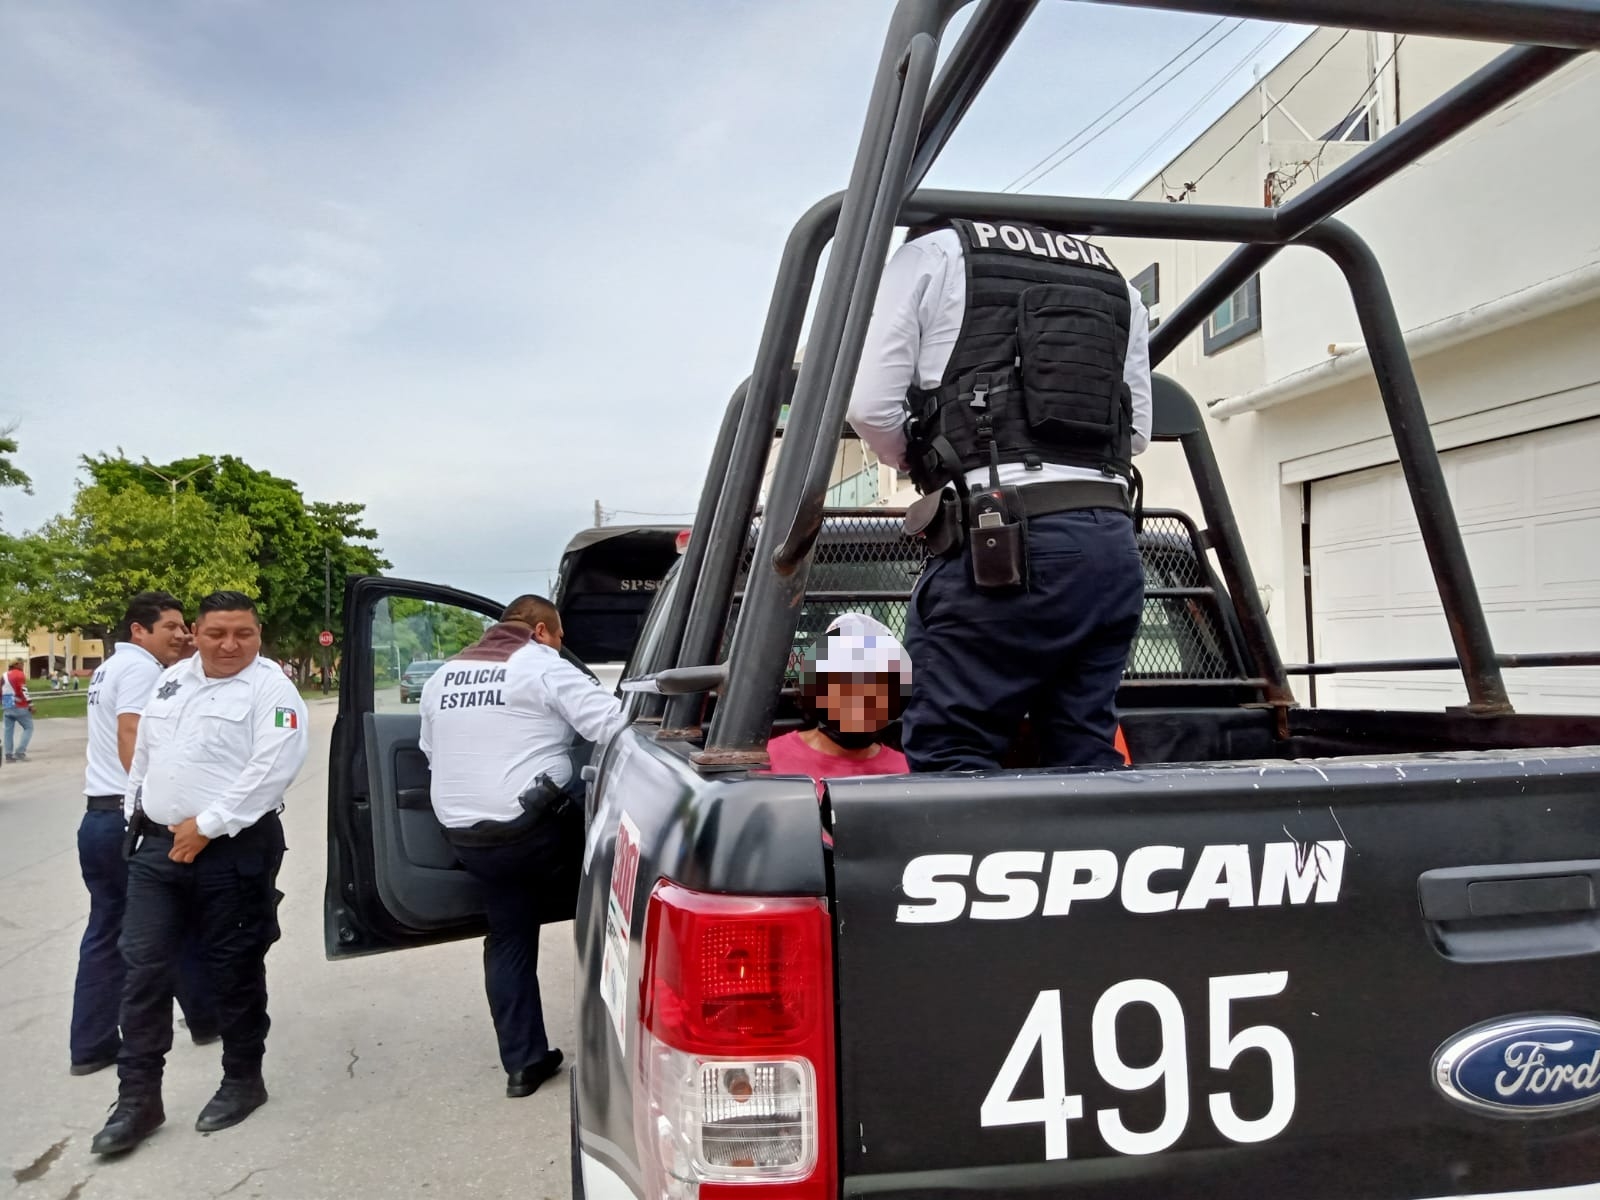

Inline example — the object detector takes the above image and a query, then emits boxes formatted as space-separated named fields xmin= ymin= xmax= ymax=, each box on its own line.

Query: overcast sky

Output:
xmin=0 ymin=0 xmax=1307 ymax=603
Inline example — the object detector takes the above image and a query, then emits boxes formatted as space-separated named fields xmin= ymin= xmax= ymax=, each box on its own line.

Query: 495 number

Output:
xmin=981 ymin=972 xmax=1295 ymax=1160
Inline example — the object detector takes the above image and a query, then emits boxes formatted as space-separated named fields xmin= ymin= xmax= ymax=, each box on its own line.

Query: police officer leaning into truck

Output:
xmin=73 ymin=590 xmax=220 ymax=1078
xmin=419 ymin=594 xmax=628 ymax=1099
xmin=91 ymin=591 xmax=309 ymax=1157
xmin=846 ymin=217 xmax=1152 ymax=771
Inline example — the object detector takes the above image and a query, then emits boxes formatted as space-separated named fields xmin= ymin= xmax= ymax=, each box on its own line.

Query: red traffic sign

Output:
xmin=318 ymin=630 xmax=334 ymax=647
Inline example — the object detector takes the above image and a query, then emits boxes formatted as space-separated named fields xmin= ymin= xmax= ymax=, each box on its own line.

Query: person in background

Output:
xmin=91 ymin=591 xmax=308 ymax=1157
xmin=72 ymin=592 xmax=219 ymax=1078
xmin=4 ymin=659 xmax=34 ymax=762
xmin=764 ymin=612 xmax=912 ymax=786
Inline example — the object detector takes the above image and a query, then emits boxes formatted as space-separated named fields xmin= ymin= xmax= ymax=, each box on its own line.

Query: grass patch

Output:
xmin=29 ymin=693 xmax=88 ymax=719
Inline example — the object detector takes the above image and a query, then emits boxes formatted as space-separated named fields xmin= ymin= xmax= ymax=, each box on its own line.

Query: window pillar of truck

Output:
xmin=686 ymin=5 xmax=1591 ymax=761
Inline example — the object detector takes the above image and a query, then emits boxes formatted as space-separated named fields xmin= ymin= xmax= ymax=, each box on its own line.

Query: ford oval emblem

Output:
xmin=1434 ymin=1015 xmax=1600 ymax=1118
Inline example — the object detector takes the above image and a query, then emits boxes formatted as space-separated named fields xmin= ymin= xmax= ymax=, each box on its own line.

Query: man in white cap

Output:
xmin=764 ymin=612 xmax=911 ymax=783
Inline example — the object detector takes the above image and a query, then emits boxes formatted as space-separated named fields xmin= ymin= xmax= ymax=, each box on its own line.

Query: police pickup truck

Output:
xmin=322 ymin=2 xmax=1600 ymax=1197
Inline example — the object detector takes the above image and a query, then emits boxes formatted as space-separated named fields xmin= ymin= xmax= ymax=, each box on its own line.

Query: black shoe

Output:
xmin=70 ymin=1054 xmax=118 ymax=1077
xmin=190 ymin=1030 xmax=221 ymax=1047
xmin=194 ymin=1077 xmax=268 ymax=1133
xmin=506 ymin=1049 xmax=564 ymax=1098
xmin=91 ymin=1095 xmax=165 ymax=1156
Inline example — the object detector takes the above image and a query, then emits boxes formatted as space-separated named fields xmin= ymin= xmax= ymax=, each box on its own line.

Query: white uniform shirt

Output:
xmin=419 ymin=635 xmax=628 ymax=829
xmin=846 ymin=227 xmax=1152 ymax=491
xmin=84 ymin=642 xmax=165 ymax=798
xmin=127 ymin=654 xmax=310 ymax=839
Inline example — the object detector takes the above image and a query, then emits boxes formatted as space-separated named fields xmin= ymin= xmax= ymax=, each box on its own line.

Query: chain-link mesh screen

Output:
xmin=1129 ymin=513 xmax=1238 ymax=681
xmin=727 ymin=509 xmax=1242 ymax=684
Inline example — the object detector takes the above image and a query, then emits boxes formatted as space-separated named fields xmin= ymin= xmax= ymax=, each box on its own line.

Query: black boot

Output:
xmin=91 ymin=1093 xmax=166 ymax=1156
xmin=195 ymin=1076 xmax=268 ymax=1133
xmin=506 ymin=1048 xmax=564 ymax=1098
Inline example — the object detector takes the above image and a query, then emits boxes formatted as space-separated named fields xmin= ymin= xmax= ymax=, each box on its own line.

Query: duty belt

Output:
xmin=87 ymin=794 xmax=123 ymax=812
xmin=1014 ymin=479 xmax=1130 ymax=517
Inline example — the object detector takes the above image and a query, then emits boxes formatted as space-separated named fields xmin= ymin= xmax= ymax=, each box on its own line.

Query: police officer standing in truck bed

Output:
xmin=847 ymin=217 xmax=1151 ymax=771
xmin=91 ymin=591 xmax=308 ymax=1157
xmin=420 ymin=594 xmax=627 ymax=1099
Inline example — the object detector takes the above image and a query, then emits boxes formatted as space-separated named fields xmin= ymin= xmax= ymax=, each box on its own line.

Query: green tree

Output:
xmin=11 ymin=485 xmax=258 ymax=641
xmin=0 ymin=427 xmax=33 ymax=497
xmin=0 ymin=430 xmax=42 ymax=639
xmin=277 ymin=501 xmax=392 ymax=679
xmin=81 ymin=454 xmax=390 ymax=666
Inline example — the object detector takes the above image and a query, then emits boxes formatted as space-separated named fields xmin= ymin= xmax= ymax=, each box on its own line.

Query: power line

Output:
xmin=1002 ymin=16 xmax=1240 ymax=193
xmin=604 ymin=508 xmax=697 ymax=519
xmin=1099 ymin=24 xmax=1289 ymax=198
xmin=1183 ymin=29 xmax=1355 ymax=197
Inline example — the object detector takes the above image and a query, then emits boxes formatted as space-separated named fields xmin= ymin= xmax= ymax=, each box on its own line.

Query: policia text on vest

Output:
xmin=847 ymin=217 xmax=1151 ymax=773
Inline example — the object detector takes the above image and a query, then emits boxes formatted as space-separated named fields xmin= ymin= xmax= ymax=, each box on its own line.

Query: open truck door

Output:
xmin=324 ymin=576 xmax=501 ymax=957
xmin=324 ymin=574 xmax=606 ymax=958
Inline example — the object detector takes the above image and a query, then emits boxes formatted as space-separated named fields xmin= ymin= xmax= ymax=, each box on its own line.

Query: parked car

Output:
xmin=397 ymin=659 xmax=445 ymax=704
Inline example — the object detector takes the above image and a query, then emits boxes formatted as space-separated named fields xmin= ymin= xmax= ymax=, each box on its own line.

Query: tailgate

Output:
xmin=828 ymin=751 xmax=1600 ymax=1199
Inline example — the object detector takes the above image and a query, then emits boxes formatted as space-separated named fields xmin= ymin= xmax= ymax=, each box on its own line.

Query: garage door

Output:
xmin=1309 ymin=418 xmax=1600 ymax=713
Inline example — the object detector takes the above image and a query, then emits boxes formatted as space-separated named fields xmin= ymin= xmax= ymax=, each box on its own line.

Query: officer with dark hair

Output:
xmin=72 ymin=591 xmax=219 ymax=1077
xmin=91 ymin=591 xmax=308 ymax=1157
xmin=420 ymin=594 xmax=627 ymax=1099
xmin=847 ymin=217 xmax=1151 ymax=772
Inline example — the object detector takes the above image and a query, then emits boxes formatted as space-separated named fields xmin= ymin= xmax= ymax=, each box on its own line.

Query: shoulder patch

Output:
xmin=273 ymin=707 xmax=300 ymax=730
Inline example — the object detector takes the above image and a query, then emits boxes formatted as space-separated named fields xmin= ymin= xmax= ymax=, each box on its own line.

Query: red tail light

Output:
xmin=676 ymin=529 xmax=692 ymax=554
xmin=636 ymin=883 xmax=837 ymax=1200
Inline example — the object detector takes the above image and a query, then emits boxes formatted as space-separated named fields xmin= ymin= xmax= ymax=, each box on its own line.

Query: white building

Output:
xmin=1096 ymin=28 xmax=1600 ymax=714
xmin=785 ymin=28 xmax=1598 ymax=715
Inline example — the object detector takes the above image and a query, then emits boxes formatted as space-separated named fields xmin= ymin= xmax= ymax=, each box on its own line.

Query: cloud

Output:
xmin=0 ymin=0 xmax=1303 ymax=604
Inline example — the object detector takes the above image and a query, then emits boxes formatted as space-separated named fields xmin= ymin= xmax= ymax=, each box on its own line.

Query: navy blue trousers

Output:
xmin=117 ymin=814 xmax=284 ymax=1092
xmin=903 ymin=507 xmax=1145 ymax=772
xmin=71 ymin=809 xmax=218 ymax=1067
xmin=453 ymin=836 xmax=553 ymax=1075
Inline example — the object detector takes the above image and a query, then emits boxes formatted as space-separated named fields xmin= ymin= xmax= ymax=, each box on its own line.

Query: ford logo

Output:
xmin=1434 ymin=1015 xmax=1600 ymax=1118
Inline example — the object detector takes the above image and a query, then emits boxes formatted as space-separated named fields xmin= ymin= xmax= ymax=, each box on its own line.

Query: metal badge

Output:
xmin=1433 ymin=1015 xmax=1600 ymax=1118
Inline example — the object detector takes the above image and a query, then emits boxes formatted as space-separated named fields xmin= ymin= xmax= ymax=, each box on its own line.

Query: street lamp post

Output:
xmin=137 ymin=457 xmax=213 ymax=511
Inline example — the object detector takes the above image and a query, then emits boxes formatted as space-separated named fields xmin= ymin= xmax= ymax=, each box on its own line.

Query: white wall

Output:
xmin=1261 ymin=57 xmax=1600 ymax=383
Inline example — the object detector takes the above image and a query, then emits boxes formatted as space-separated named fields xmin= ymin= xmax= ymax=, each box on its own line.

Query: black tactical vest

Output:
xmin=903 ymin=218 xmax=1134 ymax=493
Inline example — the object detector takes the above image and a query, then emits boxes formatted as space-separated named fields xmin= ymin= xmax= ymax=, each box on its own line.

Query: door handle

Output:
xmin=1419 ymin=861 xmax=1600 ymax=963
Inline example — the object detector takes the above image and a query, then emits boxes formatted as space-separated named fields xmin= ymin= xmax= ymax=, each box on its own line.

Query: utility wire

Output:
xmin=1002 ymin=16 xmax=1241 ymax=193
xmin=603 ymin=508 xmax=697 ymax=519
xmin=1099 ymin=24 xmax=1290 ymax=197
xmin=1183 ymin=29 xmax=1355 ymax=196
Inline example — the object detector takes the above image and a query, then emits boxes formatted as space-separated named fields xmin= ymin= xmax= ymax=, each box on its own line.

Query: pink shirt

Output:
xmin=762 ymin=730 xmax=908 ymax=792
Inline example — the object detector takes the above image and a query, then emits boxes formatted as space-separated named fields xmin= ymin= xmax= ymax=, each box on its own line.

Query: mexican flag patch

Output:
xmin=274 ymin=707 xmax=299 ymax=729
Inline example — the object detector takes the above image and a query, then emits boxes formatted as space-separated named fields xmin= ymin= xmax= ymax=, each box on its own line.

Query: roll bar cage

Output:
xmin=652 ymin=0 xmax=1599 ymax=761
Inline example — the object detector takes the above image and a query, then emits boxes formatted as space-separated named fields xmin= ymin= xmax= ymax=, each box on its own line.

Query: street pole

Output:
xmin=594 ymin=499 xmax=603 ymax=527
xmin=323 ymin=548 xmax=332 ymax=695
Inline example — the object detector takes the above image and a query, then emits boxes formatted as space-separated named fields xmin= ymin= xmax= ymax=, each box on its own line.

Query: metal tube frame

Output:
xmin=662 ymin=0 xmax=1594 ymax=759
xmin=637 ymin=379 xmax=747 ymax=726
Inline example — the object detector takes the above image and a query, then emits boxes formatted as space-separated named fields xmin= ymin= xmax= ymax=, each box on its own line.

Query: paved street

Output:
xmin=0 ymin=700 xmax=574 ymax=1200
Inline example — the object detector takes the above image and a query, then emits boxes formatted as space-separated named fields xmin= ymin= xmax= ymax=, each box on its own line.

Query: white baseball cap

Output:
xmin=809 ymin=611 xmax=913 ymax=686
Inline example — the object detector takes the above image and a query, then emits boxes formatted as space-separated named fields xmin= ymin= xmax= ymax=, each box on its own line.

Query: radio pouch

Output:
xmin=968 ymin=485 xmax=1026 ymax=590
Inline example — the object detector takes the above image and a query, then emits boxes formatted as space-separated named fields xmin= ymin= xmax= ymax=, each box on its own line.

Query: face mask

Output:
xmin=814 ymin=716 xmax=882 ymax=751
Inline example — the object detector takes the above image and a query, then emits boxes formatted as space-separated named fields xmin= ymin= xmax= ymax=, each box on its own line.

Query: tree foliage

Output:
xmin=0 ymin=450 xmax=390 ymax=666
xmin=76 ymin=454 xmax=390 ymax=665
xmin=0 ymin=428 xmax=33 ymax=498
xmin=6 ymin=485 xmax=258 ymax=640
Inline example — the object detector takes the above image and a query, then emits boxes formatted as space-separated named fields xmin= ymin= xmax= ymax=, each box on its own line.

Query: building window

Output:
xmin=1202 ymin=274 xmax=1261 ymax=355
xmin=1131 ymin=262 xmax=1160 ymax=328
xmin=1131 ymin=263 xmax=1159 ymax=307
